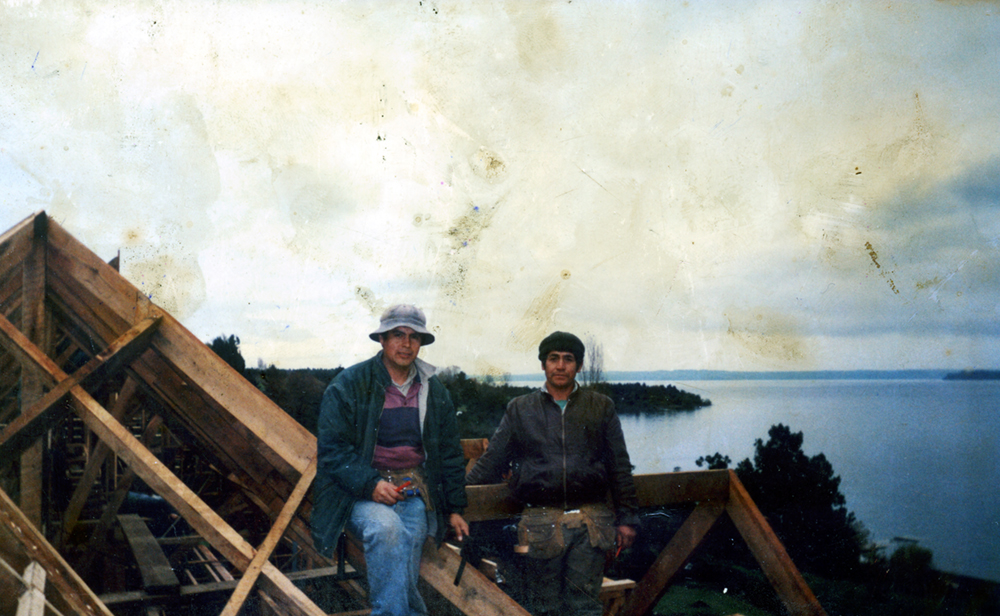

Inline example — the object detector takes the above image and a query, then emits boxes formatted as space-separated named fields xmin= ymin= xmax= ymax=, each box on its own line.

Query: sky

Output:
xmin=1 ymin=1 xmax=999 ymax=376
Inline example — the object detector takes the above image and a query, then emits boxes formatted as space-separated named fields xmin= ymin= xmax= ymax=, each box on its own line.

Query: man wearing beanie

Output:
xmin=466 ymin=331 xmax=638 ymax=616
xmin=312 ymin=304 xmax=469 ymax=616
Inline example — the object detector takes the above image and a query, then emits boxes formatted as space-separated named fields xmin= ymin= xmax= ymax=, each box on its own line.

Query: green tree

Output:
xmin=734 ymin=423 xmax=866 ymax=578
xmin=695 ymin=452 xmax=731 ymax=470
xmin=208 ymin=334 xmax=246 ymax=375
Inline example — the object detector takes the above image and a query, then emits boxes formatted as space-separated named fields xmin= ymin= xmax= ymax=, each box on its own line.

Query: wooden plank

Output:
xmin=634 ymin=471 xmax=730 ymax=506
xmin=0 ymin=486 xmax=116 ymax=616
xmin=462 ymin=483 xmax=525 ymax=522
xmin=45 ymin=219 xmax=153 ymax=329
xmin=68 ymin=386 xmax=326 ymax=615
xmin=219 ymin=456 xmax=317 ymax=616
xmin=99 ymin=565 xmax=355 ymax=607
xmin=150 ymin=311 xmax=313 ymax=473
xmin=419 ymin=538 xmax=533 ymax=616
xmin=0 ymin=263 xmax=23 ymax=316
xmin=0 ymin=317 xmax=161 ymax=460
xmin=620 ymin=500 xmax=726 ymax=616
xmin=726 ymin=471 xmax=828 ymax=616
xmin=15 ymin=560 xmax=46 ymax=616
xmin=117 ymin=514 xmax=181 ymax=594
xmin=464 ymin=471 xmax=731 ymax=522
xmin=0 ymin=211 xmax=37 ymax=290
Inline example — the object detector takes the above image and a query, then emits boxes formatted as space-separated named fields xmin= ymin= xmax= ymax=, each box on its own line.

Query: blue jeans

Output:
xmin=348 ymin=497 xmax=429 ymax=616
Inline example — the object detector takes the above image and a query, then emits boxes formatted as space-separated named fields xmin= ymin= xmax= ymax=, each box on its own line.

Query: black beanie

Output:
xmin=538 ymin=331 xmax=585 ymax=365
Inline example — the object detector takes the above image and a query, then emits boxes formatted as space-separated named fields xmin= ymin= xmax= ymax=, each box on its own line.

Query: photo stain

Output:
xmin=916 ymin=277 xmax=941 ymax=290
xmin=865 ymin=241 xmax=881 ymax=269
xmin=864 ymin=241 xmax=900 ymax=295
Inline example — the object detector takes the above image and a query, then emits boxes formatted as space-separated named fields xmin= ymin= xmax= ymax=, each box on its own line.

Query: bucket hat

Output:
xmin=369 ymin=304 xmax=435 ymax=345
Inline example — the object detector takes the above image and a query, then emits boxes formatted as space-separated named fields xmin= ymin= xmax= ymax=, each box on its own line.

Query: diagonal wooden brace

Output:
xmin=218 ymin=456 xmax=317 ymax=616
xmin=0 ymin=314 xmax=161 ymax=460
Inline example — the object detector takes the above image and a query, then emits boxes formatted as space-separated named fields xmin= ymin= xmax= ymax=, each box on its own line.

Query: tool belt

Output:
xmin=515 ymin=503 xmax=616 ymax=559
xmin=378 ymin=467 xmax=433 ymax=511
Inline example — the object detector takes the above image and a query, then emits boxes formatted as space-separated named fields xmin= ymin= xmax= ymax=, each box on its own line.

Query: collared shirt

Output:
xmin=542 ymin=381 xmax=578 ymax=414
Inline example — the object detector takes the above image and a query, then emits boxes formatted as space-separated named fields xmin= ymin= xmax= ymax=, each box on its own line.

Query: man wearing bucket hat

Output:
xmin=312 ymin=304 xmax=469 ymax=616
xmin=466 ymin=331 xmax=638 ymax=616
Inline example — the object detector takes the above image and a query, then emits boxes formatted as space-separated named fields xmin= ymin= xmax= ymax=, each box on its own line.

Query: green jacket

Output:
xmin=311 ymin=352 xmax=467 ymax=556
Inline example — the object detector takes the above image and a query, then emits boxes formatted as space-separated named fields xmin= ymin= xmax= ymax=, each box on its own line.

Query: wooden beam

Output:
xmin=462 ymin=484 xmax=525 ymax=522
xmin=19 ymin=212 xmax=48 ymax=526
xmin=464 ymin=471 xmax=731 ymax=522
xmin=419 ymin=538 xmax=533 ymax=616
xmin=633 ymin=471 xmax=730 ymax=506
xmin=620 ymin=500 xmax=726 ymax=616
xmin=0 ymin=486 xmax=115 ymax=616
xmin=62 ymin=377 xmax=141 ymax=540
xmin=726 ymin=471 xmax=827 ymax=616
xmin=117 ymin=514 xmax=181 ymax=594
xmin=0 ymin=316 xmax=161 ymax=461
xmin=219 ymin=456 xmax=317 ymax=616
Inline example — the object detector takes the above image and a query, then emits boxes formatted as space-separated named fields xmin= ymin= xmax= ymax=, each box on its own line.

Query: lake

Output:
xmin=614 ymin=379 xmax=1000 ymax=583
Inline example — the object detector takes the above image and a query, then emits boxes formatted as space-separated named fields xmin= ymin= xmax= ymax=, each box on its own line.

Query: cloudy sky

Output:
xmin=2 ymin=1 xmax=998 ymax=375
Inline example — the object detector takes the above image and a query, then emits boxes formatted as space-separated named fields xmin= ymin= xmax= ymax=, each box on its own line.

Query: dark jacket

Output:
xmin=466 ymin=386 xmax=639 ymax=526
xmin=311 ymin=353 xmax=468 ymax=556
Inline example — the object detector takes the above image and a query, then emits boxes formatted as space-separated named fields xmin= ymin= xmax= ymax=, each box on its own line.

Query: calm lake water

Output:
xmin=614 ymin=379 xmax=1000 ymax=583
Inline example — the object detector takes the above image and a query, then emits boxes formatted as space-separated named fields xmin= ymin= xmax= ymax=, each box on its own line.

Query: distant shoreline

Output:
xmin=506 ymin=369 xmax=1000 ymax=382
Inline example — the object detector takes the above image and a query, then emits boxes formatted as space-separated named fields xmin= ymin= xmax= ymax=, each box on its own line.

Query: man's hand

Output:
xmin=616 ymin=525 xmax=637 ymax=550
xmin=449 ymin=513 xmax=470 ymax=542
xmin=371 ymin=480 xmax=405 ymax=505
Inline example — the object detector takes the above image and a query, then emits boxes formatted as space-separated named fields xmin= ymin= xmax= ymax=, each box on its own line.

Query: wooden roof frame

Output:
xmin=0 ymin=211 xmax=329 ymax=615
xmin=0 ymin=211 xmax=827 ymax=616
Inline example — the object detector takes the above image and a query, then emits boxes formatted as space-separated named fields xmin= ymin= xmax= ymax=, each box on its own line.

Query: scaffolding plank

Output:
xmin=117 ymin=514 xmax=180 ymax=594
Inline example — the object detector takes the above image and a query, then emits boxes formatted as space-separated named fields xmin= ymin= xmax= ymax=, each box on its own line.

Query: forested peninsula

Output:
xmin=216 ymin=332 xmax=710 ymax=439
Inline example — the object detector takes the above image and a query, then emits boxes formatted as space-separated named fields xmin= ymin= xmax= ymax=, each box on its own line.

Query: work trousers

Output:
xmin=347 ymin=497 xmax=428 ymax=616
xmin=514 ymin=523 xmax=607 ymax=616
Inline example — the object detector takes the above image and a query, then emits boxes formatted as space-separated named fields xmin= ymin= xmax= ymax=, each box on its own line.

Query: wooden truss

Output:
xmin=0 ymin=211 xmax=826 ymax=616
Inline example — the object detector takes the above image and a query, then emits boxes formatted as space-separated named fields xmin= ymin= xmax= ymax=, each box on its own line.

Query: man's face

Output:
xmin=381 ymin=326 xmax=422 ymax=372
xmin=543 ymin=351 xmax=581 ymax=391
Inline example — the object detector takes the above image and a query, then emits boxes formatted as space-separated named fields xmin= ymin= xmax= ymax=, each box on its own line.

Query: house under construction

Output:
xmin=0 ymin=211 xmax=827 ymax=616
